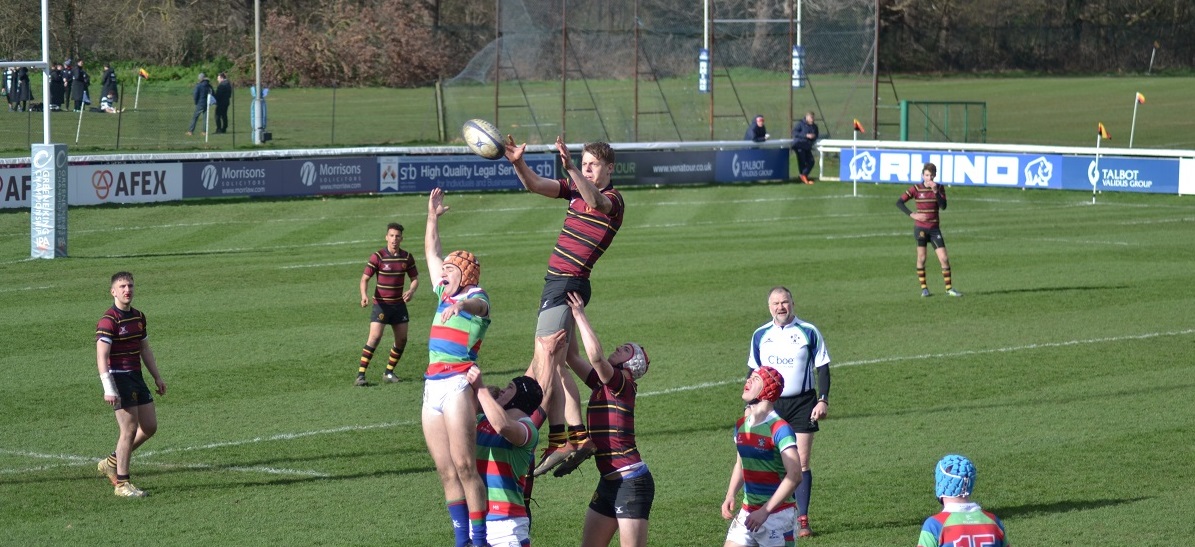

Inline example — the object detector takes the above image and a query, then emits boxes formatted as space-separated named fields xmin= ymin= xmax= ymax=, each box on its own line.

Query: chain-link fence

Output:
xmin=441 ymin=0 xmax=877 ymax=145
xmin=0 ymin=0 xmax=870 ymax=153
xmin=0 ymin=74 xmax=246 ymax=154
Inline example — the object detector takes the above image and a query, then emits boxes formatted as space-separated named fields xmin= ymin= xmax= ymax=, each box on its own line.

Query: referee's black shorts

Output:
xmin=774 ymin=390 xmax=819 ymax=433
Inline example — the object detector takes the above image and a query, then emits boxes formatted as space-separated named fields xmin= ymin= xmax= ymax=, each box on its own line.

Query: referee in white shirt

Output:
xmin=746 ymin=286 xmax=831 ymax=538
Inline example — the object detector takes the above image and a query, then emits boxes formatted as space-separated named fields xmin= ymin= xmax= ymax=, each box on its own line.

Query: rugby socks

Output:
xmin=446 ymin=499 xmax=469 ymax=547
xmin=796 ymin=469 xmax=813 ymax=517
xmin=567 ymin=424 xmax=590 ymax=446
xmin=385 ymin=345 xmax=402 ymax=374
xmin=942 ymin=268 xmax=953 ymax=291
xmin=546 ymin=425 xmax=567 ymax=449
xmin=106 ymin=453 xmax=117 ymax=469
xmin=117 ymin=473 xmax=130 ymax=482
xmin=917 ymin=268 xmax=928 ymax=290
xmin=468 ymin=511 xmax=487 ymax=546
xmin=358 ymin=344 xmax=376 ymax=374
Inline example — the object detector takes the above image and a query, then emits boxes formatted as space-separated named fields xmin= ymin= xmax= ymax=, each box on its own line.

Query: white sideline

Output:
xmin=2 ymin=331 xmax=1190 ymax=474
xmin=639 ymin=328 xmax=1195 ymax=398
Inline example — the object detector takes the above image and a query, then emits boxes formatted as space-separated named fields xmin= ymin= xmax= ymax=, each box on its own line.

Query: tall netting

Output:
xmin=441 ymin=0 xmax=877 ymax=145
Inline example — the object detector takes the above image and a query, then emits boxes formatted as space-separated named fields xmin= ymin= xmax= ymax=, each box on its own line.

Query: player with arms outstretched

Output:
xmin=505 ymin=135 xmax=626 ymax=477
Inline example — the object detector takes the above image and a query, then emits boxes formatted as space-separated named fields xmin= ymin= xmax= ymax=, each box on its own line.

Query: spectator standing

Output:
xmin=100 ymin=63 xmax=118 ymax=102
xmin=62 ymin=59 xmax=73 ymax=105
xmin=48 ymin=63 xmax=66 ymax=111
xmin=12 ymin=67 xmax=34 ymax=112
xmin=71 ymin=60 xmax=90 ymax=112
xmin=791 ymin=111 xmax=819 ymax=184
xmin=214 ymin=73 xmax=232 ymax=134
xmin=186 ymin=73 xmax=213 ymax=136
xmin=3 ymin=67 xmax=15 ymax=111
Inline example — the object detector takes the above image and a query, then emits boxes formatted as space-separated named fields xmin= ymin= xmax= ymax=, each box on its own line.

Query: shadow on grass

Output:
xmin=978 ymin=284 xmax=1131 ymax=296
xmin=823 ymin=497 xmax=1149 ymax=537
xmin=990 ymin=496 xmax=1149 ymax=519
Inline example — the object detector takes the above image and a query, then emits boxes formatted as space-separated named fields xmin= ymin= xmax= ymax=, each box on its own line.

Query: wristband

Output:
xmin=100 ymin=372 xmax=118 ymax=397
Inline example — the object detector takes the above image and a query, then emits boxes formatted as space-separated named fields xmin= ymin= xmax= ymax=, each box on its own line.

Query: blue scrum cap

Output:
xmin=934 ymin=454 xmax=977 ymax=499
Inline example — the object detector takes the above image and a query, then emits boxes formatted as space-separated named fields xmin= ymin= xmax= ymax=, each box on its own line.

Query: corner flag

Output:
xmin=1097 ymin=123 xmax=1111 ymax=140
xmin=852 ymin=119 xmax=865 ymax=133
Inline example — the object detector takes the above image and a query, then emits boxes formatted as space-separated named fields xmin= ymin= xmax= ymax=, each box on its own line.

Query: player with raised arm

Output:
xmin=356 ymin=222 xmax=419 ymax=386
xmin=466 ymin=330 xmax=563 ymax=547
xmin=505 ymin=135 xmax=625 ymax=477
xmin=95 ymin=271 xmax=166 ymax=498
xmin=560 ymin=292 xmax=654 ymax=547
xmin=722 ymin=366 xmax=802 ymax=547
xmin=917 ymin=454 xmax=1008 ymax=547
xmin=422 ymin=187 xmax=493 ymax=547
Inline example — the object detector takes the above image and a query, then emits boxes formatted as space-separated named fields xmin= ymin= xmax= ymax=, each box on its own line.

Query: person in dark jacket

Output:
xmin=70 ymin=60 xmax=91 ymax=112
xmin=100 ymin=63 xmax=118 ymax=103
xmin=186 ymin=73 xmax=214 ymax=136
xmin=48 ymin=63 xmax=66 ymax=111
xmin=745 ymin=115 xmax=769 ymax=143
xmin=13 ymin=67 xmax=34 ymax=112
xmin=791 ymin=111 xmax=819 ymax=184
xmin=213 ymin=73 xmax=232 ymax=134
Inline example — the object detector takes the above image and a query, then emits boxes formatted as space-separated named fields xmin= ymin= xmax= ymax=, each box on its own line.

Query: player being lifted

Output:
xmin=356 ymin=222 xmax=419 ymax=386
xmin=422 ymin=188 xmax=493 ymax=547
xmin=504 ymin=135 xmax=626 ymax=477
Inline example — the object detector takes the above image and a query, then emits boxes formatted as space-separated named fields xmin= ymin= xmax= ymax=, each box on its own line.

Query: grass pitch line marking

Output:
xmin=0 ymin=448 xmax=94 ymax=463
xmin=152 ymin=461 xmax=330 ymax=478
xmin=280 ymin=260 xmax=361 ymax=269
xmin=138 ymin=420 xmax=415 ymax=459
xmin=639 ymin=328 xmax=1195 ymax=397
xmin=839 ymin=328 xmax=1195 ymax=367
xmin=0 ymin=285 xmax=52 ymax=293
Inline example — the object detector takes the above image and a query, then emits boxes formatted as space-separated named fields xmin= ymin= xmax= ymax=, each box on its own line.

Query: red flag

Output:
xmin=852 ymin=119 xmax=865 ymax=133
xmin=1135 ymin=92 xmax=1145 ymax=104
xmin=138 ymin=68 xmax=150 ymax=79
xmin=1097 ymin=123 xmax=1111 ymax=140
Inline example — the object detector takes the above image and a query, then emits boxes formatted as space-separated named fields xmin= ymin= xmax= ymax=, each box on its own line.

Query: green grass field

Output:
xmin=1 ymin=180 xmax=1193 ymax=545
xmin=4 ymin=73 xmax=1194 ymax=154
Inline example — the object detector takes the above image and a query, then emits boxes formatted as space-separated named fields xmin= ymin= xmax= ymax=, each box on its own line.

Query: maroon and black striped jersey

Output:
xmin=546 ymin=179 xmax=624 ymax=278
xmin=899 ymin=183 xmax=947 ymax=229
xmin=96 ymin=306 xmax=147 ymax=372
xmin=584 ymin=368 xmax=642 ymax=476
xmin=364 ymin=247 xmax=418 ymax=305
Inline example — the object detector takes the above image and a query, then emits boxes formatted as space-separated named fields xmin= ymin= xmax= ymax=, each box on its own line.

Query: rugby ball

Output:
xmin=462 ymin=119 xmax=504 ymax=160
